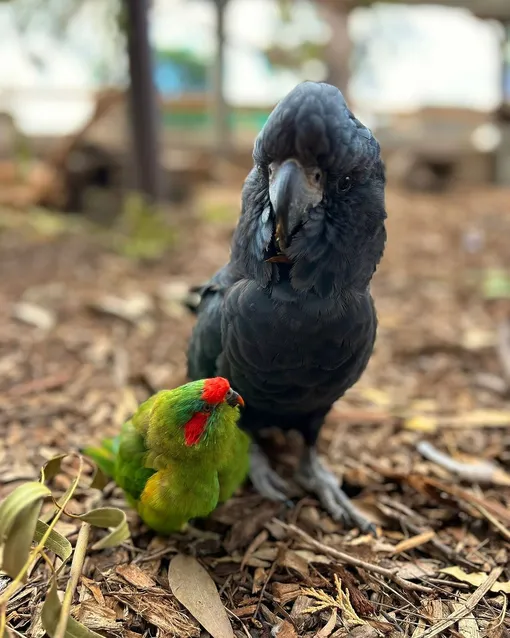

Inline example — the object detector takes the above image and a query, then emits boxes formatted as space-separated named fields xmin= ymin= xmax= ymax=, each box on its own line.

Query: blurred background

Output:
xmin=1 ymin=0 xmax=510 ymax=490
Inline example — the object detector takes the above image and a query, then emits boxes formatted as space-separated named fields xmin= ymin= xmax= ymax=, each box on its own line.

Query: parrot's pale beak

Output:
xmin=269 ymin=159 xmax=322 ymax=251
xmin=226 ymin=389 xmax=245 ymax=408
xmin=270 ymin=159 xmax=305 ymax=250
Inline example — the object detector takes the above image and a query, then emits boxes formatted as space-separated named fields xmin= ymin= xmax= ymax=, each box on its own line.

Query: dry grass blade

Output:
xmin=420 ymin=567 xmax=504 ymax=638
xmin=53 ymin=523 xmax=90 ymax=638
xmin=169 ymin=553 xmax=234 ymax=638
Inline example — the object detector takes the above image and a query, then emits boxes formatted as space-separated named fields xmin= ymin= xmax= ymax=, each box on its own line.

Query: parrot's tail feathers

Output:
xmin=82 ymin=437 xmax=119 ymax=478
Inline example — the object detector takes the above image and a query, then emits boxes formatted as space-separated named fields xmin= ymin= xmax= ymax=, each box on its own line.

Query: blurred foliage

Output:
xmin=264 ymin=41 xmax=326 ymax=71
xmin=0 ymin=195 xmax=177 ymax=261
xmin=263 ymin=0 xmax=327 ymax=71
xmin=110 ymin=192 xmax=177 ymax=260
xmin=482 ymin=268 xmax=510 ymax=300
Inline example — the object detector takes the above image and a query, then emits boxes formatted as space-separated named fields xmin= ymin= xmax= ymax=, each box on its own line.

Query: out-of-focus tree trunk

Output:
xmin=125 ymin=0 xmax=162 ymax=202
xmin=314 ymin=0 xmax=351 ymax=96
xmin=210 ymin=0 xmax=231 ymax=159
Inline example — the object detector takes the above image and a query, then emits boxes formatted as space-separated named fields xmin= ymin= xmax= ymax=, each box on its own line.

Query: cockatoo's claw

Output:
xmin=294 ymin=447 xmax=377 ymax=535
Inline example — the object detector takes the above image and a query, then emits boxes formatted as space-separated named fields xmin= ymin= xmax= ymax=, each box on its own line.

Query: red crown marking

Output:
xmin=201 ymin=377 xmax=230 ymax=405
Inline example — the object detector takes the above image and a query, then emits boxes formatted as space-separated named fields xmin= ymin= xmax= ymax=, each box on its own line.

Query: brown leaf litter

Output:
xmin=1 ymin=185 xmax=510 ymax=636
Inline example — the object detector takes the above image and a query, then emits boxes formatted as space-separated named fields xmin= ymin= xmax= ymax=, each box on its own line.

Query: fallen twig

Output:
xmin=377 ymin=498 xmax=477 ymax=570
xmin=420 ymin=566 xmax=503 ymax=638
xmin=416 ymin=441 xmax=509 ymax=485
xmin=407 ymin=475 xmax=510 ymax=526
xmin=273 ymin=520 xmax=434 ymax=594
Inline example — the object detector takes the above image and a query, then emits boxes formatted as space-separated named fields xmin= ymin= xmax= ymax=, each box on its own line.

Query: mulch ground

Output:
xmin=1 ymin=184 xmax=510 ymax=637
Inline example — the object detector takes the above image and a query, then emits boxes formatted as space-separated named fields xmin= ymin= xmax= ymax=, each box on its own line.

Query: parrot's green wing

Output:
xmin=114 ymin=419 xmax=156 ymax=502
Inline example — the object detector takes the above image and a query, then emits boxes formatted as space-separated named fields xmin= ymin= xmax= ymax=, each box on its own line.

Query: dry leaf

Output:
xmin=278 ymin=548 xmax=310 ymax=579
xmin=116 ymin=563 xmax=156 ymax=589
xmin=168 ymin=553 xmax=234 ymax=638
xmin=80 ymin=577 xmax=106 ymax=606
xmin=440 ymin=567 xmax=510 ymax=593
xmin=393 ymin=560 xmax=437 ymax=580
xmin=314 ymin=608 xmax=337 ymax=638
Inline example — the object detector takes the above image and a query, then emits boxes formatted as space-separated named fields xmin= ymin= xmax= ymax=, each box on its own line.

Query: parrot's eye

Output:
xmin=337 ymin=175 xmax=352 ymax=193
xmin=202 ymin=403 xmax=213 ymax=413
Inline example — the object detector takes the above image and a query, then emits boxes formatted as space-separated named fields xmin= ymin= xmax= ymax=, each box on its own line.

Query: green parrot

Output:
xmin=83 ymin=377 xmax=250 ymax=535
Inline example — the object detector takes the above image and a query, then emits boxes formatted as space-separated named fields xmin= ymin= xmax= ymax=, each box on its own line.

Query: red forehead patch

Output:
xmin=202 ymin=377 xmax=230 ymax=404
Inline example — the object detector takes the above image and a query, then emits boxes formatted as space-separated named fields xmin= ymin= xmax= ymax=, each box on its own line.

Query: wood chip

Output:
xmin=115 ymin=563 xmax=156 ymax=589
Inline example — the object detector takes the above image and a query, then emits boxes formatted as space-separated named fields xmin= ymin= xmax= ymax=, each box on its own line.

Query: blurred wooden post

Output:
xmin=126 ymin=0 xmax=163 ymax=201
xmin=314 ymin=0 xmax=350 ymax=96
xmin=211 ymin=0 xmax=231 ymax=159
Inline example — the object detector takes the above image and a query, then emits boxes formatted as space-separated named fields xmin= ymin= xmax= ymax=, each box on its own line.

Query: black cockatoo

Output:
xmin=187 ymin=81 xmax=387 ymax=532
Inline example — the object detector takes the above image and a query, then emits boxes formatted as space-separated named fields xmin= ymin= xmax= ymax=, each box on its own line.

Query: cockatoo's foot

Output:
xmin=249 ymin=443 xmax=291 ymax=504
xmin=294 ymin=447 xmax=376 ymax=535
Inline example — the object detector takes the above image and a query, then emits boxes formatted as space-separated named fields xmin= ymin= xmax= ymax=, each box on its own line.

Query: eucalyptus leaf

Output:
xmin=41 ymin=583 xmax=104 ymax=638
xmin=76 ymin=507 xmax=130 ymax=549
xmin=34 ymin=521 xmax=73 ymax=571
xmin=89 ymin=466 xmax=110 ymax=491
xmin=40 ymin=455 xmax=67 ymax=484
xmin=0 ymin=482 xmax=51 ymax=578
xmin=169 ymin=554 xmax=234 ymax=638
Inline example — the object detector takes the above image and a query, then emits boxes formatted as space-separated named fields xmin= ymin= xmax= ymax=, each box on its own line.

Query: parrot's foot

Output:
xmin=249 ymin=443 xmax=291 ymax=503
xmin=295 ymin=448 xmax=376 ymax=535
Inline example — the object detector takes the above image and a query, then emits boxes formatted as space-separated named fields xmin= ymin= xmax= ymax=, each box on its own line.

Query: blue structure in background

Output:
xmin=154 ymin=51 xmax=208 ymax=96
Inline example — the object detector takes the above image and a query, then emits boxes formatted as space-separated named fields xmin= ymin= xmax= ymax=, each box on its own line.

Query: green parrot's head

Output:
xmin=146 ymin=377 xmax=245 ymax=460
